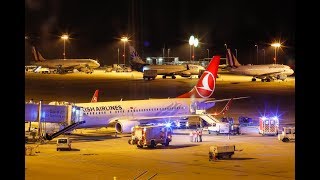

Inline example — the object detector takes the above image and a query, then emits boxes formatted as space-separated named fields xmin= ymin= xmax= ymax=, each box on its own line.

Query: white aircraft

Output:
xmin=129 ymin=46 xmax=205 ymax=79
xmin=31 ymin=46 xmax=100 ymax=74
xmin=75 ymin=56 xmax=248 ymax=133
xmin=226 ymin=49 xmax=294 ymax=82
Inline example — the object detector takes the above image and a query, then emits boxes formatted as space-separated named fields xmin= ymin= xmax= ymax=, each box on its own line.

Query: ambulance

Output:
xmin=258 ymin=116 xmax=279 ymax=136
xmin=128 ymin=125 xmax=173 ymax=148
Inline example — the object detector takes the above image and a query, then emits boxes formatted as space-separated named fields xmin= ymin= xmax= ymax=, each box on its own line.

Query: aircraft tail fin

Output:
xmin=177 ymin=56 xmax=220 ymax=98
xmin=32 ymin=46 xmax=45 ymax=61
xmin=226 ymin=49 xmax=241 ymax=67
xmin=91 ymin=89 xmax=99 ymax=102
xmin=129 ymin=46 xmax=148 ymax=72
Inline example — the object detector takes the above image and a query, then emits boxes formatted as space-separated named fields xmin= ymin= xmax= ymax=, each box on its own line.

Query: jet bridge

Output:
xmin=25 ymin=101 xmax=84 ymax=140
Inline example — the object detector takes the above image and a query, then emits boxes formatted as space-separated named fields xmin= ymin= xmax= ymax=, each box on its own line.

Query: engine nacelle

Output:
xmin=180 ymin=71 xmax=191 ymax=77
xmin=276 ymin=74 xmax=287 ymax=80
xmin=115 ymin=120 xmax=139 ymax=133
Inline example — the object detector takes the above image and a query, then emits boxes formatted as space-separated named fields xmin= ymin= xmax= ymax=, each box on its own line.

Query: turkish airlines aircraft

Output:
xmin=76 ymin=56 xmax=248 ymax=133
xmin=226 ymin=49 xmax=294 ymax=82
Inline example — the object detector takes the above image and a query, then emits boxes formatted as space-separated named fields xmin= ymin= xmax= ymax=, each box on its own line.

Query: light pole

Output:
xmin=224 ymin=43 xmax=227 ymax=49
xmin=235 ymin=49 xmax=238 ymax=59
xmin=262 ymin=49 xmax=265 ymax=64
xmin=61 ymin=34 xmax=69 ymax=59
xmin=193 ymin=38 xmax=199 ymax=61
xmin=121 ymin=37 xmax=128 ymax=65
xmin=207 ymin=49 xmax=209 ymax=58
xmin=162 ymin=48 xmax=165 ymax=58
xmin=189 ymin=35 xmax=195 ymax=61
xmin=168 ymin=48 xmax=170 ymax=57
xmin=271 ymin=43 xmax=281 ymax=64
xmin=117 ymin=48 xmax=120 ymax=65
xmin=255 ymin=44 xmax=258 ymax=64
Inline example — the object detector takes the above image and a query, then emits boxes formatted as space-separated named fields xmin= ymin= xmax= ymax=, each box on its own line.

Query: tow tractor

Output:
xmin=278 ymin=127 xmax=295 ymax=142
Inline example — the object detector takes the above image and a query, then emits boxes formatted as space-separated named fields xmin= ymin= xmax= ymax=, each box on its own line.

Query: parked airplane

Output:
xmin=31 ymin=46 xmax=100 ymax=74
xmin=129 ymin=46 xmax=205 ymax=79
xmin=74 ymin=56 xmax=248 ymax=134
xmin=226 ymin=49 xmax=294 ymax=82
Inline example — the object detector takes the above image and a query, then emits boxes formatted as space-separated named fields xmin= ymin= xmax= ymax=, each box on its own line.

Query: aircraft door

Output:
xmin=190 ymin=101 xmax=197 ymax=114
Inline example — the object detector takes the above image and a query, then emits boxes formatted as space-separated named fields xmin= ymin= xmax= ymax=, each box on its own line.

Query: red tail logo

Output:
xmin=177 ymin=56 xmax=220 ymax=98
xmin=91 ymin=89 xmax=99 ymax=102
xmin=195 ymin=71 xmax=215 ymax=98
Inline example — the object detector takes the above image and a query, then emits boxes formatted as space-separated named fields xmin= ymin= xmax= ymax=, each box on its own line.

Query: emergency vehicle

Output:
xmin=258 ymin=116 xmax=279 ymax=136
xmin=128 ymin=125 xmax=173 ymax=148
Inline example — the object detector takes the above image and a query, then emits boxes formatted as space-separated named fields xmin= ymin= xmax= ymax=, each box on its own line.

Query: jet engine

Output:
xmin=115 ymin=120 xmax=139 ymax=133
xmin=276 ymin=74 xmax=287 ymax=80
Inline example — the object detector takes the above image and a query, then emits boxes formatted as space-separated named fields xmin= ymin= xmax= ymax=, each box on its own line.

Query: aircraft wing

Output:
xmin=203 ymin=96 xmax=249 ymax=103
xmin=255 ymin=71 xmax=284 ymax=79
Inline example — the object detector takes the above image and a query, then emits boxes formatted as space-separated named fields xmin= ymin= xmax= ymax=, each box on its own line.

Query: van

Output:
xmin=56 ymin=137 xmax=72 ymax=151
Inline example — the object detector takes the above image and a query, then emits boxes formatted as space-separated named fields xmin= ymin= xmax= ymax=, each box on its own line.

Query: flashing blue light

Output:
xmin=272 ymin=116 xmax=278 ymax=120
xmin=177 ymin=122 xmax=181 ymax=127
xmin=165 ymin=122 xmax=171 ymax=128
xmin=72 ymin=107 xmax=76 ymax=112
xmin=261 ymin=116 xmax=267 ymax=121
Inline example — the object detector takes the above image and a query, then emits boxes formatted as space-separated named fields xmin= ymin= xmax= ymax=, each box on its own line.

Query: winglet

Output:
xmin=213 ymin=98 xmax=233 ymax=116
xmin=91 ymin=89 xmax=99 ymax=102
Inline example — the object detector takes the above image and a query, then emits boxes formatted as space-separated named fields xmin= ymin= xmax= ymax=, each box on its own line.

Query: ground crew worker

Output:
xmin=193 ymin=130 xmax=197 ymax=142
xmin=196 ymin=130 xmax=200 ymax=142
xmin=199 ymin=129 xmax=203 ymax=142
xmin=189 ymin=131 xmax=193 ymax=142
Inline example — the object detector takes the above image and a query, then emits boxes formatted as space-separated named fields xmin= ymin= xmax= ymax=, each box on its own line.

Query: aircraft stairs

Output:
xmin=44 ymin=121 xmax=86 ymax=140
xmin=199 ymin=114 xmax=220 ymax=125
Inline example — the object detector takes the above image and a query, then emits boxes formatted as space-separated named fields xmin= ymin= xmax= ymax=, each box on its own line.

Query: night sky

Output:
xmin=25 ymin=0 xmax=296 ymax=66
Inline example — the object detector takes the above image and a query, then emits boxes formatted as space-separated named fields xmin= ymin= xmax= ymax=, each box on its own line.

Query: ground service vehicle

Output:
xmin=128 ymin=125 xmax=172 ymax=148
xmin=278 ymin=127 xmax=295 ymax=142
xmin=143 ymin=70 xmax=157 ymax=80
xmin=56 ymin=137 xmax=72 ymax=151
xmin=258 ymin=116 xmax=279 ymax=136
xmin=209 ymin=145 xmax=235 ymax=160
xmin=208 ymin=122 xmax=230 ymax=135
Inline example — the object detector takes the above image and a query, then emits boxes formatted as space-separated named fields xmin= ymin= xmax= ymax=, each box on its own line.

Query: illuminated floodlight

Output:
xmin=61 ymin=34 xmax=69 ymax=40
xmin=121 ymin=36 xmax=128 ymax=42
xmin=261 ymin=116 xmax=267 ymax=121
xmin=271 ymin=43 xmax=281 ymax=47
xmin=194 ymin=38 xmax=199 ymax=47
xmin=189 ymin=35 xmax=195 ymax=45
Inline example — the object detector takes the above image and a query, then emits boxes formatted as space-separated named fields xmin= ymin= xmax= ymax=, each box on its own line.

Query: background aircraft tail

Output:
xmin=91 ymin=89 xmax=99 ymax=102
xmin=177 ymin=56 xmax=220 ymax=98
xmin=226 ymin=49 xmax=241 ymax=67
xmin=129 ymin=46 xmax=149 ymax=72
xmin=32 ymin=46 xmax=45 ymax=61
